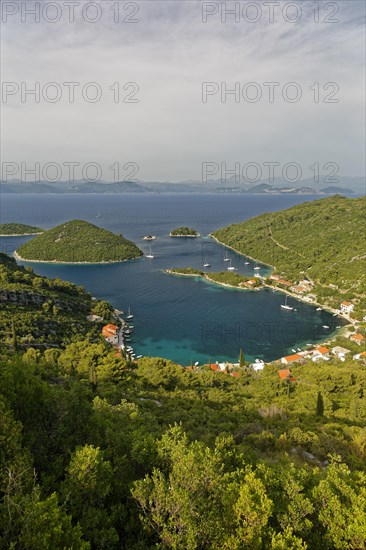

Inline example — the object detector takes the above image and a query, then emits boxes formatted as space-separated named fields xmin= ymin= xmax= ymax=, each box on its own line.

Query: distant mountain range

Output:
xmin=0 ymin=176 xmax=364 ymax=195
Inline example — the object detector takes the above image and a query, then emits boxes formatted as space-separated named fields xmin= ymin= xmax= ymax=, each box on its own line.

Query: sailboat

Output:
xmin=223 ymin=250 xmax=230 ymax=262
xmin=126 ymin=307 xmax=134 ymax=320
xmin=146 ymin=245 xmax=154 ymax=259
xmin=281 ymin=295 xmax=293 ymax=311
xmin=254 ymin=265 xmax=261 ymax=270
xmin=203 ymin=256 xmax=211 ymax=268
xmin=227 ymin=259 xmax=236 ymax=271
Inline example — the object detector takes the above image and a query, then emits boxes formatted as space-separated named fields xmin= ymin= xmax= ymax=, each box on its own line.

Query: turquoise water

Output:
xmin=0 ymin=193 xmax=344 ymax=364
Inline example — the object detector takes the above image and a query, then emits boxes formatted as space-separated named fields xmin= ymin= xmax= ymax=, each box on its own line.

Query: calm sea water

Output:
xmin=0 ymin=193 xmax=344 ymax=364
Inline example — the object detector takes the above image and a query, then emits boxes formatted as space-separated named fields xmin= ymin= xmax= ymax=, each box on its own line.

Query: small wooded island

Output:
xmin=0 ymin=223 xmax=44 ymax=236
xmin=15 ymin=220 xmax=143 ymax=263
xmin=170 ymin=226 xmax=200 ymax=237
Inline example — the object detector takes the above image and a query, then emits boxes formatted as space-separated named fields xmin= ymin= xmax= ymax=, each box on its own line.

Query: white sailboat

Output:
xmin=281 ymin=295 xmax=293 ymax=311
xmin=126 ymin=307 xmax=134 ymax=320
xmin=254 ymin=265 xmax=261 ymax=270
xmin=146 ymin=245 xmax=154 ymax=259
xmin=227 ymin=259 xmax=236 ymax=271
xmin=203 ymin=256 xmax=211 ymax=268
xmin=223 ymin=250 xmax=230 ymax=262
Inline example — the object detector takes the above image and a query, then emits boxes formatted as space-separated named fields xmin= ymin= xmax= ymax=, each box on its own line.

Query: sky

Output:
xmin=1 ymin=0 xmax=365 ymax=183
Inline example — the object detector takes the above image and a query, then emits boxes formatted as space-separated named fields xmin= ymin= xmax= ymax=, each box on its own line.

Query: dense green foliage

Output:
xmin=0 ymin=223 xmax=44 ymax=235
xmin=1 ymin=253 xmax=366 ymax=548
xmin=16 ymin=220 xmax=142 ymax=263
xmin=1 ymin=342 xmax=366 ymax=549
xmin=0 ymin=253 xmax=106 ymax=349
xmin=213 ymin=196 xmax=366 ymax=315
xmin=170 ymin=226 xmax=199 ymax=236
xmin=169 ymin=267 xmax=204 ymax=276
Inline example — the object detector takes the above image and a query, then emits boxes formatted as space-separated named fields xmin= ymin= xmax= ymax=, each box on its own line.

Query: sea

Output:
xmin=0 ymin=193 xmax=346 ymax=365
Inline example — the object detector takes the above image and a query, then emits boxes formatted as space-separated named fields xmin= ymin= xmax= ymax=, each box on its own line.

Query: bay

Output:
xmin=0 ymin=193 xmax=343 ymax=364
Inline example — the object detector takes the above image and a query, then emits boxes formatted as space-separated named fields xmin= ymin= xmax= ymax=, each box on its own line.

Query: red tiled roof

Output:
xmin=283 ymin=353 xmax=302 ymax=362
xmin=315 ymin=346 xmax=330 ymax=355
xmin=209 ymin=364 xmax=219 ymax=371
xmin=278 ymin=369 xmax=292 ymax=379
xmin=350 ymin=334 xmax=364 ymax=341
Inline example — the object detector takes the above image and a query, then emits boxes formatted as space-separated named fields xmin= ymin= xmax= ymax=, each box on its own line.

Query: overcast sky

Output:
xmin=1 ymin=0 xmax=365 ymax=182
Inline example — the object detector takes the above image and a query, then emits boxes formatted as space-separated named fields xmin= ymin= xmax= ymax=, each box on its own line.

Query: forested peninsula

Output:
xmin=0 ymin=223 xmax=44 ymax=236
xmin=213 ymin=196 xmax=366 ymax=319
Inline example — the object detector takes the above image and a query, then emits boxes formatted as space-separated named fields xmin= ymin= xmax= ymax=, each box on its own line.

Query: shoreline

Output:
xmin=13 ymin=251 xmax=142 ymax=266
xmin=0 ymin=232 xmax=44 ymax=237
xmin=210 ymin=234 xmax=354 ymax=326
xmin=170 ymin=234 xmax=200 ymax=238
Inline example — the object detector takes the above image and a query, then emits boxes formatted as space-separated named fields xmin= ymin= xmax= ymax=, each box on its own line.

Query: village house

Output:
xmin=278 ymin=369 xmax=296 ymax=381
xmin=312 ymin=347 xmax=331 ymax=361
xmin=102 ymin=324 xmax=119 ymax=344
xmin=281 ymin=353 xmax=303 ymax=365
xmin=349 ymin=333 xmax=365 ymax=345
xmin=250 ymin=360 xmax=265 ymax=371
xmin=340 ymin=301 xmax=354 ymax=314
xmin=353 ymin=351 xmax=366 ymax=361
xmin=87 ymin=314 xmax=103 ymax=322
xmin=291 ymin=285 xmax=307 ymax=294
xmin=331 ymin=346 xmax=351 ymax=359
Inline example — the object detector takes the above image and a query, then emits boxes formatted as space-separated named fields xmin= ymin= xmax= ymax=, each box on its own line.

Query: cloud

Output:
xmin=1 ymin=0 xmax=365 ymax=181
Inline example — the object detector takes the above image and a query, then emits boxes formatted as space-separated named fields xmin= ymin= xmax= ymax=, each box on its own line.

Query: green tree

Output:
xmin=312 ymin=457 xmax=366 ymax=549
xmin=316 ymin=392 xmax=324 ymax=417
xmin=11 ymin=321 xmax=18 ymax=353
xmin=239 ymin=348 xmax=245 ymax=367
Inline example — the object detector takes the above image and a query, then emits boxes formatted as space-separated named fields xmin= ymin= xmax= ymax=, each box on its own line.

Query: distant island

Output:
xmin=0 ymin=177 xmax=362 ymax=194
xmin=212 ymin=196 xmax=366 ymax=319
xmin=170 ymin=227 xmax=200 ymax=237
xmin=0 ymin=223 xmax=44 ymax=236
xmin=15 ymin=220 xmax=143 ymax=264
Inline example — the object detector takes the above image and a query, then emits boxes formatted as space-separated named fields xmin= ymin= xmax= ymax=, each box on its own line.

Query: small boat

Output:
xmin=316 ymin=307 xmax=322 ymax=311
xmin=224 ymin=250 xmax=230 ymax=262
xmin=244 ymin=262 xmax=250 ymax=265
xmin=333 ymin=313 xmax=338 ymax=317
xmin=323 ymin=325 xmax=329 ymax=329
xmin=281 ymin=295 xmax=293 ymax=311
xmin=292 ymin=349 xmax=297 ymax=353
xmin=297 ymin=348 xmax=301 ymax=352
xmin=254 ymin=266 xmax=261 ymax=270
xmin=146 ymin=245 xmax=154 ymax=259
xmin=143 ymin=235 xmax=157 ymax=241
xmin=96 ymin=211 xmax=102 ymax=218
xmin=227 ymin=260 xmax=236 ymax=271
xmin=126 ymin=307 xmax=134 ymax=320
xmin=203 ymin=256 xmax=211 ymax=268
xmin=136 ymin=355 xmax=143 ymax=359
